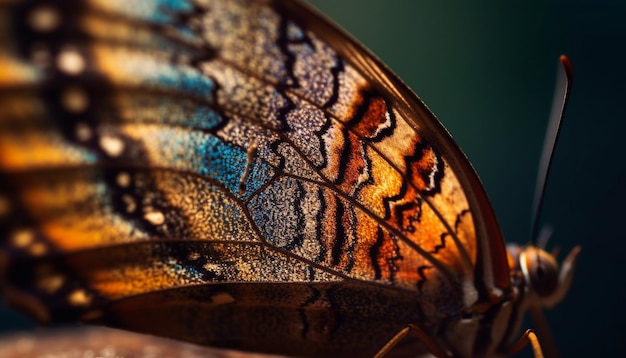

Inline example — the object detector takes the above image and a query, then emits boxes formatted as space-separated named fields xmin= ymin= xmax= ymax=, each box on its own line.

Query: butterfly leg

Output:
xmin=374 ymin=323 xmax=448 ymax=358
xmin=501 ymin=329 xmax=544 ymax=358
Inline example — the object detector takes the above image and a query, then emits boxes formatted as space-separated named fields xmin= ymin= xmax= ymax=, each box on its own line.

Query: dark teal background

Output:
xmin=308 ymin=0 xmax=625 ymax=357
xmin=1 ymin=1 xmax=624 ymax=357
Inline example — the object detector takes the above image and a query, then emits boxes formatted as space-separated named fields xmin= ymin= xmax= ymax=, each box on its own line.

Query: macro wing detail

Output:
xmin=0 ymin=0 xmax=507 ymax=355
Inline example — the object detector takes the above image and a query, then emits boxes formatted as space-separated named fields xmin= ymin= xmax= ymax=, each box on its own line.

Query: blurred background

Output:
xmin=1 ymin=0 xmax=624 ymax=357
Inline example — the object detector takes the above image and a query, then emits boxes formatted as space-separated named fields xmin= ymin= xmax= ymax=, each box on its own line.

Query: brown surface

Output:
xmin=0 ymin=326 xmax=284 ymax=358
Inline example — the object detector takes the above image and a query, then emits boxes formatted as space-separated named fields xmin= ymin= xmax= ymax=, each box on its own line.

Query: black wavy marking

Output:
xmin=344 ymin=89 xmax=375 ymax=130
xmin=277 ymin=17 xmax=310 ymax=89
xmin=393 ymin=199 xmax=423 ymax=233
xmin=273 ymin=82 xmax=297 ymax=134
xmin=381 ymin=164 xmax=410 ymax=221
xmin=428 ymin=208 xmax=472 ymax=255
xmin=368 ymin=227 xmax=385 ymax=280
xmin=314 ymin=186 xmax=329 ymax=264
xmin=431 ymin=233 xmax=449 ymax=255
xmin=325 ymin=89 xmax=378 ymax=187
xmin=332 ymin=124 xmax=353 ymax=186
xmin=345 ymin=88 xmax=378 ymax=129
xmin=283 ymin=179 xmax=307 ymax=251
xmin=322 ymin=55 xmax=344 ymax=109
xmin=331 ymin=199 xmax=348 ymax=266
xmin=430 ymin=209 xmax=472 ymax=254
xmin=351 ymin=140 xmax=374 ymax=198
xmin=313 ymin=56 xmax=344 ymax=172
xmin=313 ymin=113 xmax=333 ymax=175
xmin=416 ymin=265 xmax=433 ymax=292
xmin=307 ymin=265 xmax=316 ymax=281
xmin=298 ymin=284 xmax=323 ymax=340
xmin=454 ymin=209 xmax=471 ymax=229
xmin=344 ymin=90 xmax=396 ymax=142
xmin=267 ymin=137 xmax=287 ymax=174
xmin=374 ymin=98 xmax=397 ymax=142
xmin=372 ymin=94 xmax=424 ymax=223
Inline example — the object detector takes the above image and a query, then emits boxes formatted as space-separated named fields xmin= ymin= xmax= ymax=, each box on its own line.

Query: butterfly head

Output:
xmin=507 ymin=243 xmax=581 ymax=309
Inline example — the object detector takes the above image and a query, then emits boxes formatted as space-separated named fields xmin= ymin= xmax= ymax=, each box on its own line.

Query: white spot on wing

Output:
xmin=374 ymin=109 xmax=393 ymax=138
xmin=203 ymin=262 xmax=223 ymax=275
xmin=99 ymin=135 xmax=125 ymax=157
xmin=28 ymin=6 xmax=60 ymax=32
xmin=144 ymin=210 xmax=165 ymax=225
xmin=57 ymin=49 xmax=85 ymax=75
xmin=427 ymin=154 xmax=439 ymax=191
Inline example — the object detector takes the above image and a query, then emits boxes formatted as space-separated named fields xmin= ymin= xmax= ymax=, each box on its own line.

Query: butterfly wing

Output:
xmin=280 ymin=0 xmax=512 ymax=290
xmin=0 ymin=0 xmax=509 ymax=356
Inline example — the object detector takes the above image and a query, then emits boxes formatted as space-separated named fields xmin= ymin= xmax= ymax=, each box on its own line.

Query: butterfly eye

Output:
xmin=520 ymin=246 xmax=559 ymax=297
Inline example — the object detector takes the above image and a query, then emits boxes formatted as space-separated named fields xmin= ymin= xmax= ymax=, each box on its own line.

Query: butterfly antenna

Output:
xmin=530 ymin=56 xmax=573 ymax=245
xmin=536 ymin=225 xmax=554 ymax=250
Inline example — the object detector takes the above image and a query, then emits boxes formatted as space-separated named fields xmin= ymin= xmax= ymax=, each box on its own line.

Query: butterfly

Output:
xmin=0 ymin=0 xmax=580 ymax=357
